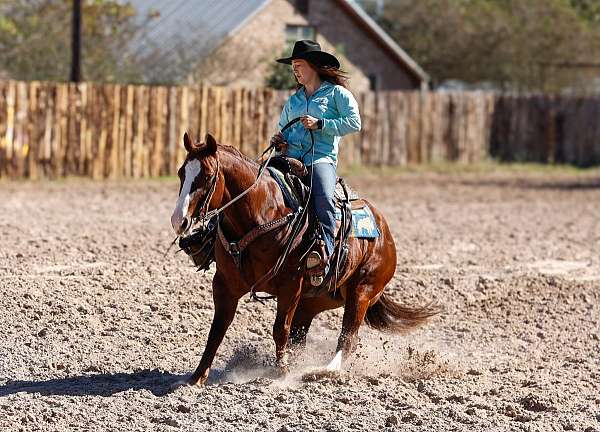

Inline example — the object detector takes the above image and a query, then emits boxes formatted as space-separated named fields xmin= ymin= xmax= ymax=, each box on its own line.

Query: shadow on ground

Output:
xmin=0 ymin=369 xmax=188 ymax=397
xmin=0 ymin=346 xmax=280 ymax=398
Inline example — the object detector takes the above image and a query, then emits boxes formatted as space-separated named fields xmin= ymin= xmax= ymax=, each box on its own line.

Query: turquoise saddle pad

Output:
xmin=335 ymin=205 xmax=380 ymax=239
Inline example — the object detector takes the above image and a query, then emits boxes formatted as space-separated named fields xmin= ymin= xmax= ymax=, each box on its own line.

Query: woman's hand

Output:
xmin=270 ymin=132 xmax=288 ymax=153
xmin=301 ymin=115 xmax=319 ymax=130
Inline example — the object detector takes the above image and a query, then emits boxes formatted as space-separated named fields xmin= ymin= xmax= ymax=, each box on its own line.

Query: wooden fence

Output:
xmin=491 ymin=94 xmax=600 ymax=166
xmin=0 ymin=80 xmax=598 ymax=179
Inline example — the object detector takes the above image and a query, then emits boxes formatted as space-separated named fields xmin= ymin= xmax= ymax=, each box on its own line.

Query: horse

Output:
xmin=170 ymin=132 xmax=438 ymax=386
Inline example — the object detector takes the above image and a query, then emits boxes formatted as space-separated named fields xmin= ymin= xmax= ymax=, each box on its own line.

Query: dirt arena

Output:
xmin=1 ymin=169 xmax=599 ymax=431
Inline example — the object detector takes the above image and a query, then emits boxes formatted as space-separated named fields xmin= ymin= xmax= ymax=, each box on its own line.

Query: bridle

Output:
xmin=173 ymin=117 xmax=313 ymax=302
xmin=184 ymin=146 xmax=275 ymax=234
xmin=189 ymin=158 xmax=220 ymax=228
xmin=185 ymin=117 xmax=303 ymax=233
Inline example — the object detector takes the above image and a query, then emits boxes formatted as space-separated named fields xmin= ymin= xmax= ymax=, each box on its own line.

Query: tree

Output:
xmin=569 ymin=0 xmax=600 ymax=25
xmin=0 ymin=0 xmax=149 ymax=83
xmin=371 ymin=0 xmax=600 ymax=92
xmin=265 ymin=51 xmax=298 ymax=90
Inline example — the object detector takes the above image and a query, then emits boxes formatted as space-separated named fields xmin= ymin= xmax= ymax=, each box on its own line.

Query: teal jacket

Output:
xmin=278 ymin=80 xmax=361 ymax=166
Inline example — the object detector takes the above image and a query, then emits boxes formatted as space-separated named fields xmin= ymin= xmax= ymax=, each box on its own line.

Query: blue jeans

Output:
xmin=305 ymin=163 xmax=336 ymax=258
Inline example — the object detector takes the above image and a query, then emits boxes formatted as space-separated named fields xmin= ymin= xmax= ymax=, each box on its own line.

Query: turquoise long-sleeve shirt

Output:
xmin=278 ymin=80 xmax=361 ymax=166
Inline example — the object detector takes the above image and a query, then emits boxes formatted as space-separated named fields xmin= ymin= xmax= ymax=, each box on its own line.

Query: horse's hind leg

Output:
xmin=290 ymin=295 xmax=342 ymax=349
xmin=327 ymin=283 xmax=377 ymax=372
xmin=289 ymin=306 xmax=314 ymax=349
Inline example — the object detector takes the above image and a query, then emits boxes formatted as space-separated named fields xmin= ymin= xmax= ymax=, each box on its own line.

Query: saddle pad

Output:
xmin=335 ymin=205 xmax=380 ymax=239
xmin=267 ymin=167 xmax=300 ymax=210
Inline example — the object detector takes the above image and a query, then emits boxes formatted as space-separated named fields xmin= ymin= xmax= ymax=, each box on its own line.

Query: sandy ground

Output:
xmin=0 ymin=170 xmax=599 ymax=431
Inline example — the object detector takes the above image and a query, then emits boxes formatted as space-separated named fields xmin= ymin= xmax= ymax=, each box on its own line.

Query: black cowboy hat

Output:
xmin=276 ymin=40 xmax=340 ymax=69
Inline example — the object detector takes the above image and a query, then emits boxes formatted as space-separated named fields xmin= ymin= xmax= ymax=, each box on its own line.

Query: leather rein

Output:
xmin=190 ymin=117 xmax=302 ymax=230
xmin=186 ymin=117 xmax=309 ymax=302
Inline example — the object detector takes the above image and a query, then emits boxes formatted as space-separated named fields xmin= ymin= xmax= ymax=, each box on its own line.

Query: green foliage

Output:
xmin=569 ymin=0 xmax=600 ymax=25
xmin=265 ymin=50 xmax=298 ymax=90
xmin=0 ymin=0 xmax=146 ymax=83
xmin=372 ymin=0 xmax=600 ymax=93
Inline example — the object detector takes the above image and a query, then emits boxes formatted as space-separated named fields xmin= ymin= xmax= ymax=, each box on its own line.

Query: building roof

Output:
xmin=126 ymin=0 xmax=270 ymax=79
xmin=337 ymin=0 xmax=429 ymax=83
xmin=127 ymin=0 xmax=428 ymax=84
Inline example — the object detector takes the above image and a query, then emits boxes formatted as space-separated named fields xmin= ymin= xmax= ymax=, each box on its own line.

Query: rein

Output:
xmin=191 ymin=149 xmax=275 ymax=229
xmin=179 ymin=116 xmax=315 ymax=303
xmin=247 ymin=125 xmax=317 ymax=303
xmin=190 ymin=117 xmax=302 ymax=230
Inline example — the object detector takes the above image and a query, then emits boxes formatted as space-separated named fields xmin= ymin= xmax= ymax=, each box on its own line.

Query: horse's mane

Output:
xmin=218 ymin=144 xmax=259 ymax=167
xmin=189 ymin=139 xmax=258 ymax=168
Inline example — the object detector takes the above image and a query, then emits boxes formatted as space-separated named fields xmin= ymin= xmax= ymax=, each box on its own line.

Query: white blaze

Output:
xmin=326 ymin=350 xmax=343 ymax=372
xmin=171 ymin=159 xmax=201 ymax=234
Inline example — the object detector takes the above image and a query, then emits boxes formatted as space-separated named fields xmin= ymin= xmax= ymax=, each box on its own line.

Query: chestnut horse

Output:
xmin=171 ymin=133 xmax=437 ymax=385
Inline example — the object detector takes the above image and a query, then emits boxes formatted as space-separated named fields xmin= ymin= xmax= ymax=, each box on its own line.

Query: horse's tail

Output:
xmin=364 ymin=293 xmax=441 ymax=333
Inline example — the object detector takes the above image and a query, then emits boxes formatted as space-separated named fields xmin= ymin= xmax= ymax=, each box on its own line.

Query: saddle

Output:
xmin=178 ymin=155 xmax=376 ymax=297
xmin=266 ymin=156 xmax=365 ymax=212
xmin=265 ymin=156 xmax=367 ymax=292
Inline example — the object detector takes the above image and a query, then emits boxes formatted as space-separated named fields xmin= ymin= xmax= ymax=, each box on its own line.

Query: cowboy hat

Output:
xmin=276 ymin=40 xmax=340 ymax=69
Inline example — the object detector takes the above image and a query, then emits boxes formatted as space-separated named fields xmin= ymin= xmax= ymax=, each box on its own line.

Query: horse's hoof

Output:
xmin=187 ymin=372 xmax=208 ymax=387
xmin=301 ymin=351 xmax=344 ymax=382
xmin=187 ymin=379 xmax=204 ymax=388
xmin=301 ymin=368 xmax=341 ymax=382
xmin=275 ymin=364 xmax=290 ymax=378
xmin=271 ymin=358 xmax=290 ymax=379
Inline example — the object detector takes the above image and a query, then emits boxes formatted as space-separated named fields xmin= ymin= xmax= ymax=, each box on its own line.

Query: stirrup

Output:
xmin=306 ymin=250 xmax=324 ymax=286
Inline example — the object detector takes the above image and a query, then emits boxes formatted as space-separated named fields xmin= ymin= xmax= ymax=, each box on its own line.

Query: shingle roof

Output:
xmin=127 ymin=0 xmax=270 ymax=80
xmin=127 ymin=0 xmax=427 ymax=84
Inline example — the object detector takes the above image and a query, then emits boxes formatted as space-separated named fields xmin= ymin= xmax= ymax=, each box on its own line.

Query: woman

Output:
xmin=270 ymin=40 xmax=362 ymax=286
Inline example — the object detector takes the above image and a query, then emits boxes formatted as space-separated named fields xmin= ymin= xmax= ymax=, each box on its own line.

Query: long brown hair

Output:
xmin=314 ymin=64 xmax=349 ymax=88
xmin=295 ymin=61 xmax=350 ymax=89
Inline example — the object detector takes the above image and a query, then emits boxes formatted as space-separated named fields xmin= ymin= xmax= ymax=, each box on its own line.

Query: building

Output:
xmin=129 ymin=0 xmax=429 ymax=92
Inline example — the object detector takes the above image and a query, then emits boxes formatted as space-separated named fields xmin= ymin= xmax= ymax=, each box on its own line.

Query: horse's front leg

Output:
xmin=272 ymin=283 xmax=301 ymax=373
xmin=189 ymin=275 xmax=240 ymax=386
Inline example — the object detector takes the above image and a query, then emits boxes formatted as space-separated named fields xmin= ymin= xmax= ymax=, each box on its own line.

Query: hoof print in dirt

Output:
xmin=385 ymin=414 xmax=399 ymax=426
xmin=400 ymin=411 xmax=422 ymax=425
xmin=503 ymin=404 xmax=535 ymax=423
xmin=151 ymin=417 xmax=180 ymax=428
xmin=176 ymin=404 xmax=191 ymax=414
xmin=519 ymin=393 xmax=557 ymax=413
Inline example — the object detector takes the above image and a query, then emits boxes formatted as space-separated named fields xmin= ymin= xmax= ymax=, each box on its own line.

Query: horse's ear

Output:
xmin=183 ymin=132 xmax=193 ymax=152
xmin=205 ymin=133 xmax=217 ymax=154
